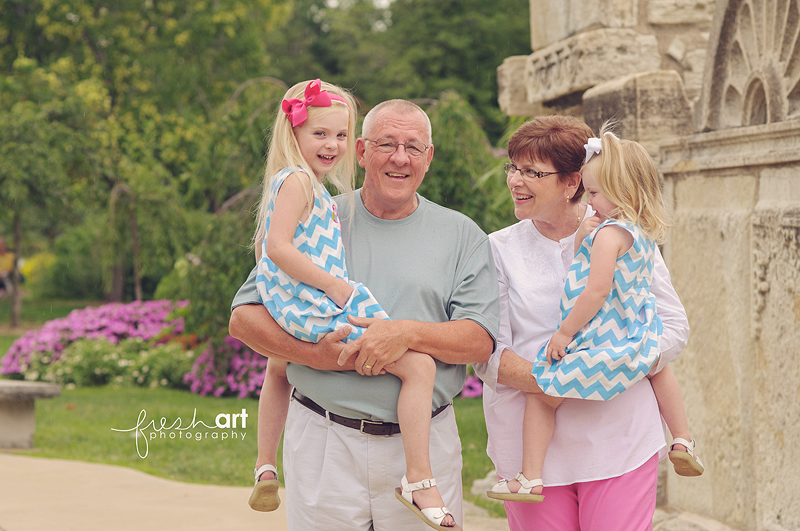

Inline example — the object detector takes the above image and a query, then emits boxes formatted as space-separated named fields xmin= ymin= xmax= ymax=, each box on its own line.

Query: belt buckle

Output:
xmin=359 ymin=419 xmax=383 ymax=434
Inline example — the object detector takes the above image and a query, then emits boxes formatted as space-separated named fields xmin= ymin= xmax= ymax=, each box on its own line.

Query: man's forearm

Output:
xmin=229 ymin=304 xmax=349 ymax=371
xmin=405 ymin=319 xmax=494 ymax=365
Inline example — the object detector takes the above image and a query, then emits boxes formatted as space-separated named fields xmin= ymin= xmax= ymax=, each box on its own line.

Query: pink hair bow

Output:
xmin=282 ymin=79 xmax=346 ymax=127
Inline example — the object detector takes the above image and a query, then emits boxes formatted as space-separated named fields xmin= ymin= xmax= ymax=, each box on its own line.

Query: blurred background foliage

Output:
xmin=0 ymin=0 xmax=527 ymax=338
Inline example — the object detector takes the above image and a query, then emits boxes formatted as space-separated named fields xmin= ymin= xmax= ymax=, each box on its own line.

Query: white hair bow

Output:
xmin=584 ymin=137 xmax=602 ymax=164
xmin=584 ymin=132 xmax=619 ymax=163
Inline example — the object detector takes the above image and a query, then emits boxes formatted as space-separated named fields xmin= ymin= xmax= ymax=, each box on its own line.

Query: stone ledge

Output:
xmin=525 ymin=28 xmax=661 ymax=103
xmin=0 ymin=380 xmax=61 ymax=400
xmin=659 ymin=120 xmax=800 ymax=176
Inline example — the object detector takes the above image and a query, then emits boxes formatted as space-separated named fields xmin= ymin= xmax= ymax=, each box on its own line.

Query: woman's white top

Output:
xmin=473 ymin=207 xmax=690 ymax=486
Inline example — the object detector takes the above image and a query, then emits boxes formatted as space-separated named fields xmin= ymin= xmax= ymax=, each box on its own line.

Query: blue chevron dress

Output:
xmin=531 ymin=219 xmax=662 ymax=400
xmin=255 ymin=168 xmax=389 ymax=343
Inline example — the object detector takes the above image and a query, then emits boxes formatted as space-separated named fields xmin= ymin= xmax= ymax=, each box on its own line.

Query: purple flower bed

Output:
xmin=184 ymin=335 xmax=268 ymax=398
xmin=1 ymin=300 xmax=188 ymax=375
xmin=2 ymin=299 xmax=482 ymax=400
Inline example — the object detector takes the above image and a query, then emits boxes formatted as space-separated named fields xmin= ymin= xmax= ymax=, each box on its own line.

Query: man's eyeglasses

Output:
xmin=504 ymin=162 xmax=564 ymax=180
xmin=364 ymin=138 xmax=429 ymax=157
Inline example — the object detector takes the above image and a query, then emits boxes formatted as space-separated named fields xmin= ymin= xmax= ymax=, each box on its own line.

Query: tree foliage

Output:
xmin=2 ymin=0 xmax=527 ymax=339
xmin=263 ymin=0 xmax=531 ymax=141
xmin=423 ymin=91 xmax=515 ymax=234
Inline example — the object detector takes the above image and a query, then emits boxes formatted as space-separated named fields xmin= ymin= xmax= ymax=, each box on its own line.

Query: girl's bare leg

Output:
xmin=388 ymin=351 xmax=455 ymax=527
xmin=649 ymin=365 xmax=691 ymax=451
xmin=256 ymin=359 xmax=292 ymax=480
xmin=504 ymin=393 xmax=562 ymax=495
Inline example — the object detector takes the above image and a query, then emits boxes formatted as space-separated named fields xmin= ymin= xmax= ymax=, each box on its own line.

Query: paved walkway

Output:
xmin=0 ymin=453 xmax=737 ymax=531
xmin=0 ymin=453 xmax=508 ymax=531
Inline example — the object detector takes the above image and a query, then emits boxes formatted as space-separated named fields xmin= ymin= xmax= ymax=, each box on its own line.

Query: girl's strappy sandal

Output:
xmin=395 ymin=475 xmax=462 ymax=530
xmin=486 ymin=472 xmax=545 ymax=503
xmin=669 ymin=437 xmax=705 ymax=477
xmin=248 ymin=464 xmax=280 ymax=512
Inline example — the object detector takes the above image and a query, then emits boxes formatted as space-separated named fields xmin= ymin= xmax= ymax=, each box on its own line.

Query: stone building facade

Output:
xmin=498 ymin=1 xmax=800 ymax=530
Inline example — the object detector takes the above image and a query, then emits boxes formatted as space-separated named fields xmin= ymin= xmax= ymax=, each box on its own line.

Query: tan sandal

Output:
xmin=669 ymin=437 xmax=705 ymax=477
xmin=486 ymin=472 xmax=544 ymax=503
xmin=395 ymin=475 xmax=461 ymax=530
xmin=248 ymin=464 xmax=280 ymax=512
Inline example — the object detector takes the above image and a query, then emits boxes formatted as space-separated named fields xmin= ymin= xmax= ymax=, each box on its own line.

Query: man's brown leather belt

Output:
xmin=292 ymin=389 xmax=450 ymax=436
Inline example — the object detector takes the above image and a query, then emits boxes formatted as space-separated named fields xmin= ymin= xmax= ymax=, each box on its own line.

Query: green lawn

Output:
xmin=0 ymin=297 xmax=99 ymax=328
xmin=0 ymin=334 xmax=16 ymax=356
xmin=18 ymin=385 xmax=504 ymax=517
xmin=2 ymin=296 xmax=504 ymax=517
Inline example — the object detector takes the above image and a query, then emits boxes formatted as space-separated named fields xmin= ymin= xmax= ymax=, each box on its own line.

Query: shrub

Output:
xmin=20 ymin=337 xmax=196 ymax=389
xmin=37 ymin=221 xmax=105 ymax=300
xmin=1 ymin=300 xmax=187 ymax=376
xmin=19 ymin=252 xmax=56 ymax=297
xmin=154 ymin=210 xmax=256 ymax=340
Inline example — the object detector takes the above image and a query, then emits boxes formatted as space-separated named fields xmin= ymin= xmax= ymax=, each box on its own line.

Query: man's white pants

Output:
xmin=283 ymin=397 xmax=464 ymax=530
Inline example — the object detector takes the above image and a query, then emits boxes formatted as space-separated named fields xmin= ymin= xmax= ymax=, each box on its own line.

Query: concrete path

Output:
xmin=0 ymin=453 xmax=737 ymax=531
xmin=0 ymin=453 xmax=508 ymax=531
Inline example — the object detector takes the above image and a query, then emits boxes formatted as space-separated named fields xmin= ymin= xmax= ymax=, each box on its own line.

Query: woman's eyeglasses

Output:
xmin=504 ymin=162 xmax=564 ymax=180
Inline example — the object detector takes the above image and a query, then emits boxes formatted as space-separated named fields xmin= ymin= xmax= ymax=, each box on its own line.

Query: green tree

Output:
xmin=423 ymin=91 xmax=516 ymax=234
xmin=0 ymin=0 xmax=291 ymax=302
xmin=0 ymin=57 xmax=105 ymax=324
xmin=263 ymin=0 xmax=530 ymax=142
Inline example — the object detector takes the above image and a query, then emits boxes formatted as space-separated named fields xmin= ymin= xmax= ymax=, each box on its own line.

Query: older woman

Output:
xmin=473 ymin=116 xmax=689 ymax=531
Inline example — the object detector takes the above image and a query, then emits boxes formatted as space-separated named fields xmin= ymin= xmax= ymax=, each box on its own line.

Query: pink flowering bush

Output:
xmin=1 ymin=300 xmax=188 ymax=377
xmin=183 ymin=335 xmax=268 ymax=398
xmin=459 ymin=374 xmax=484 ymax=398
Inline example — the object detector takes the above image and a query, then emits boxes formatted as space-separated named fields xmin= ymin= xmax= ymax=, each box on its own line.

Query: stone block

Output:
xmin=0 ymin=380 xmax=61 ymax=448
xmin=582 ymin=70 xmax=692 ymax=155
xmin=647 ymin=0 xmax=715 ymax=25
xmin=497 ymin=56 xmax=547 ymax=117
xmin=682 ymin=49 xmax=707 ymax=98
xmin=530 ymin=0 xmax=638 ymax=50
xmin=525 ymin=29 xmax=661 ymax=104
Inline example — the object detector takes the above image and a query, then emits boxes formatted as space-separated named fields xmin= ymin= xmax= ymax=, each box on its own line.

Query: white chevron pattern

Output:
xmin=532 ymin=219 xmax=662 ymax=401
xmin=256 ymin=168 xmax=389 ymax=343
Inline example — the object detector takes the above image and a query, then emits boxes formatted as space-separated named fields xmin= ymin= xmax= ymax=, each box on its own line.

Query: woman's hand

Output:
xmin=546 ymin=330 xmax=572 ymax=363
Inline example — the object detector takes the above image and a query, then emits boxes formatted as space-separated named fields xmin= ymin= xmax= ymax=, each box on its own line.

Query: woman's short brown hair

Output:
xmin=507 ymin=115 xmax=593 ymax=203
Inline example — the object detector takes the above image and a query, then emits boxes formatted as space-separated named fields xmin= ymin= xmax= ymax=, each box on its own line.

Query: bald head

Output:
xmin=362 ymin=100 xmax=432 ymax=144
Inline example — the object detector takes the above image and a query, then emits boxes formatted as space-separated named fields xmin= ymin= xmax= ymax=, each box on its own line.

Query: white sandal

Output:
xmin=486 ymin=472 xmax=544 ymax=503
xmin=394 ymin=475 xmax=461 ymax=530
xmin=248 ymin=464 xmax=280 ymax=512
xmin=669 ymin=437 xmax=705 ymax=477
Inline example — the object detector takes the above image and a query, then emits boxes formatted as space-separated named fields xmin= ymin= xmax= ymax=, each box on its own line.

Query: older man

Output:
xmin=229 ymin=99 xmax=499 ymax=530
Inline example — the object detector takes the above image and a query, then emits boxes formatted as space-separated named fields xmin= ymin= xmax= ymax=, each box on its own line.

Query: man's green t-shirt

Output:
xmin=232 ymin=190 xmax=499 ymax=422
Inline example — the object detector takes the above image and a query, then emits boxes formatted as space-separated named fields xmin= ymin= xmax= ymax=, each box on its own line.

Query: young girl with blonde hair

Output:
xmin=249 ymin=79 xmax=458 ymax=530
xmin=489 ymin=125 xmax=703 ymax=503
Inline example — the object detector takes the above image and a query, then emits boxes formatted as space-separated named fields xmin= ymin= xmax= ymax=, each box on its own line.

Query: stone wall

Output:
xmin=497 ymin=1 xmax=800 ymax=529
xmin=499 ymin=0 xmax=716 ymax=117
xmin=660 ymin=121 xmax=800 ymax=531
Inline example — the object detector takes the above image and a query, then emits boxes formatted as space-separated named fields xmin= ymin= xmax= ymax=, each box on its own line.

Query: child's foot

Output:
xmin=504 ymin=476 xmax=543 ymax=496
xmin=486 ymin=472 xmax=544 ymax=503
xmin=248 ymin=464 xmax=281 ymax=512
xmin=669 ymin=438 xmax=705 ymax=477
xmin=411 ymin=483 xmax=455 ymax=527
xmin=395 ymin=476 xmax=460 ymax=530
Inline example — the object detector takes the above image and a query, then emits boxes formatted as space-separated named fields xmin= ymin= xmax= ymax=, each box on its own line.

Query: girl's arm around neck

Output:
xmin=266 ymin=171 xmax=353 ymax=307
